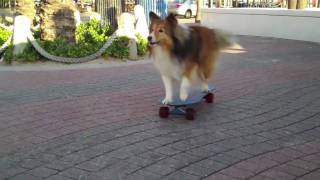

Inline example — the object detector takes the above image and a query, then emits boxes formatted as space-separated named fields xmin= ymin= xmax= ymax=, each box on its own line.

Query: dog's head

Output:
xmin=147 ymin=12 xmax=178 ymax=48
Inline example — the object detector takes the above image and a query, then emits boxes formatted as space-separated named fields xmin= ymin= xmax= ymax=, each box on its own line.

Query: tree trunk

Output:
xmin=40 ymin=0 xmax=77 ymax=43
xmin=288 ymin=0 xmax=297 ymax=8
xmin=297 ymin=0 xmax=307 ymax=8
xmin=16 ymin=0 xmax=36 ymax=19
xmin=196 ymin=0 xmax=203 ymax=23
xmin=216 ymin=0 xmax=221 ymax=7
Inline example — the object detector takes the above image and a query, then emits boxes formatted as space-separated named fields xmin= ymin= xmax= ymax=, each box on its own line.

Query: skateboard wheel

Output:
xmin=185 ymin=108 xmax=195 ymax=120
xmin=159 ymin=106 xmax=169 ymax=118
xmin=204 ymin=93 xmax=214 ymax=103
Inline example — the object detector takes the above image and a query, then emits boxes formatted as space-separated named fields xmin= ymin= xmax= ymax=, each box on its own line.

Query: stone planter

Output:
xmin=288 ymin=0 xmax=297 ymax=9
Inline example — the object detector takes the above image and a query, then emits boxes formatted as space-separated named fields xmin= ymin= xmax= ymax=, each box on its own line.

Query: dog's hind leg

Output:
xmin=180 ymin=76 xmax=191 ymax=101
xmin=201 ymin=81 xmax=209 ymax=92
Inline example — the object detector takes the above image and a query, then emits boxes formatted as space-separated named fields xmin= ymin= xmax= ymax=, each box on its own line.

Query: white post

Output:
xmin=13 ymin=15 xmax=31 ymax=55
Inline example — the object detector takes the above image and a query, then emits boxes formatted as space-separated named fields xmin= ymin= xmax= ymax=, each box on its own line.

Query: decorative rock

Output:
xmin=116 ymin=12 xmax=136 ymax=39
xmin=13 ymin=15 xmax=31 ymax=55
xmin=134 ymin=5 xmax=149 ymax=38
xmin=74 ymin=10 xmax=81 ymax=26
xmin=116 ymin=12 xmax=138 ymax=60
xmin=128 ymin=38 xmax=138 ymax=60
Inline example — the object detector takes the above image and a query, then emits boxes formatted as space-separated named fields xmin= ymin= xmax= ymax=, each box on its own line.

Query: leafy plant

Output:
xmin=103 ymin=36 xmax=130 ymax=59
xmin=38 ymin=38 xmax=101 ymax=58
xmin=76 ymin=19 xmax=114 ymax=44
xmin=0 ymin=27 xmax=12 ymax=46
xmin=4 ymin=43 xmax=40 ymax=64
xmin=3 ymin=19 xmax=148 ymax=64
xmin=136 ymin=33 xmax=148 ymax=56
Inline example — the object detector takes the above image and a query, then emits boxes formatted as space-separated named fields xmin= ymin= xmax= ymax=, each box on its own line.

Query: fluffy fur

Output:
xmin=148 ymin=12 xmax=231 ymax=104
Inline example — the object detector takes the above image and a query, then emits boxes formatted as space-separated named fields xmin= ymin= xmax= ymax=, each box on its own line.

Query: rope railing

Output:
xmin=0 ymin=23 xmax=118 ymax=63
xmin=27 ymin=30 xmax=117 ymax=63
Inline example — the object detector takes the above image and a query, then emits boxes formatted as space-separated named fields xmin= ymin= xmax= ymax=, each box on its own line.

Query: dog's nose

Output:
xmin=147 ymin=36 xmax=152 ymax=42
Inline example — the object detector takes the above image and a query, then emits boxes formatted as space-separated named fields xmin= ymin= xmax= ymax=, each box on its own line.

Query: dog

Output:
xmin=148 ymin=12 xmax=231 ymax=104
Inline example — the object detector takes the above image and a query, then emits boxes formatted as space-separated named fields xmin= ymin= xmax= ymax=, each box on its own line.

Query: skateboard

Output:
xmin=159 ymin=85 xmax=216 ymax=120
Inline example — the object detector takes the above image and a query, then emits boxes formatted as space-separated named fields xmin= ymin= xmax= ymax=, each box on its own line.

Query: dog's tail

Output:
xmin=212 ymin=29 xmax=233 ymax=49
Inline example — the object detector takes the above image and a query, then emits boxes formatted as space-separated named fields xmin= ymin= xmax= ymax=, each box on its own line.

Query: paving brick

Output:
xmin=28 ymin=167 xmax=58 ymax=178
xmin=274 ymin=164 xmax=309 ymax=177
xmin=287 ymin=159 xmax=319 ymax=171
xmin=76 ymin=155 xmax=119 ymax=172
xmin=45 ymin=161 xmax=74 ymax=171
xmin=299 ymin=169 xmax=320 ymax=180
xmin=59 ymin=168 xmax=90 ymax=179
xmin=138 ymin=151 xmax=167 ymax=162
xmin=203 ymin=173 xmax=238 ymax=180
xmin=260 ymin=169 xmax=296 ymax=180
xmin=20 ymin=159 xmax=44 ymax=169
xmin=165 ymin=171 xmax=201 ymax=180
xmin=220 ymin=166 xmax=255 ymax=179
xmin=8 ymin=174 xmax=42 ymax=180
xmin=44 ymin=175 xmax=74 ymax=180
xmin=0 ymin=166 xmax=27 ymax=179
xmin=126 ymin=170 xmax=162 ymax=180
xmin=1 ymin=36 xmax=320 ymax=180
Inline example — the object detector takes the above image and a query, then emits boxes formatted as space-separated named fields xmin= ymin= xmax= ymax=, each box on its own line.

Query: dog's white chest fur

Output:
xmin=152 ymin=46 xmax=182 ymax=80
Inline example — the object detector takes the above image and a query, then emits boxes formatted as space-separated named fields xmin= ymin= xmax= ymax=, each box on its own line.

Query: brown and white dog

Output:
xmin=148 ymin=12 xmax=231 ymax=104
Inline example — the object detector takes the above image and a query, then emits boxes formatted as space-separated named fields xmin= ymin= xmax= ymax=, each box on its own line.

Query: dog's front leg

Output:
xmin=162 ymin=76 xmax=175 ymax=104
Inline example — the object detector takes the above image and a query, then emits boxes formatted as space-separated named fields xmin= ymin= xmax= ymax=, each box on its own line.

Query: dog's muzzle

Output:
xmin=148 ymin=36 xmax=159 ymax=46
xmin=149 ymin=41 xmax=160 ymax=46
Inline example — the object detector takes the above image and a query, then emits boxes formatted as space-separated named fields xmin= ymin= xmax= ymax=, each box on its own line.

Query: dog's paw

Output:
xmin=201 ymin=84 xmax=209 ymax=93
xmin=162 ymin=98 xmax=173 ymax=105
xmin=180 ymin=91 xmax=189 ymax=101
xmin=202 ymin=89 xmax=210 ymax=93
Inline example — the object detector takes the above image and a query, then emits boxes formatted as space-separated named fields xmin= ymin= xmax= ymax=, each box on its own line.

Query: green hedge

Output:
xmin=3 ymin=19 xmax=148 ymax=64
xmin=0 ymin=27 xmax=12 ymax=46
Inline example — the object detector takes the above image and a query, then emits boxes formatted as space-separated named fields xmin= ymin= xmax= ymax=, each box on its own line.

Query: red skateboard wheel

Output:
xmin=159 ymin=106 xmax=169 ymax=118
xmin=185 ymin=108 xmax=195 ymax=120
xmin=204 ymin=93 xmax=214 ymax=103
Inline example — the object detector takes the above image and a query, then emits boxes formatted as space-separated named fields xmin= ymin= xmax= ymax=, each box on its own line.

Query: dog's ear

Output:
xmin=149 ymin=11 xmax=160 ymax=22
xmin=166 ymin=13 xmax=178 ymax=26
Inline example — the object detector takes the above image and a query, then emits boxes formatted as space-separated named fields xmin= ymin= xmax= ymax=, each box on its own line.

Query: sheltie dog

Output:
xmin=148 ymin=12 xmax=231 ymax=104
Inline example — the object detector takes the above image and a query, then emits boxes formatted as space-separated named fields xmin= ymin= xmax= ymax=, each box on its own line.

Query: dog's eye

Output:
xmin=159 ymin=29 xmax=163 ymax=33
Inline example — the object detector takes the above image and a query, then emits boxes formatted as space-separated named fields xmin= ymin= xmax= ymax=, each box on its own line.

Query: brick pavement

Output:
xmin=0 ymin=36 xmax=320 ymax=180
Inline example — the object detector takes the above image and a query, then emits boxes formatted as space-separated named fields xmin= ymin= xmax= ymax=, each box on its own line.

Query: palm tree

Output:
xmin=195 ymin=0 xmax=203 ymax=23
xmin=15 ymin=0 xmax=36 ymax=19
xmin=39 ymin=0 xmax=77 ymax=42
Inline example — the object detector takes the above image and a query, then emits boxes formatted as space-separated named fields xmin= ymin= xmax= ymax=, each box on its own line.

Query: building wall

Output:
xmin=201 ymin=8 xmax=320 ymax=43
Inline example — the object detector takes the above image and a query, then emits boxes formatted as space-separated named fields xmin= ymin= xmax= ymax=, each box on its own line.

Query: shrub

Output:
xmin=76 ymin=19 xmax=114 ymax=44
xmin=104 ymin=36 xmax=130 ymax=59
xmin=136 ymin=33 xmax=148 ymax=57
xmin=4 ymin=43 xmax=40 ymax=64
xmin=0 ymin=27 xmax=12 ymax=46
xmin=3 ymin=19 xmax=148 ymax=63
xmin=38 ymin=38 xmax=101 ymax=58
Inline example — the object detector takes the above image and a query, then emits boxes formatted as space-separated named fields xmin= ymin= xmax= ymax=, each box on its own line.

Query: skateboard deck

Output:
xmin=159 ymin=85 xmax=217 ymax=120
xmin=161 ymin=85 xmax=216 ymax=106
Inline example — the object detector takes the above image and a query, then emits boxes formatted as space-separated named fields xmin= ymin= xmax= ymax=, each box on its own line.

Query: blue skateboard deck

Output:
xmin=159 ymin=85 xmax=217 ymax=120
xmin=161 ymin=85 xmax=217 ymax=106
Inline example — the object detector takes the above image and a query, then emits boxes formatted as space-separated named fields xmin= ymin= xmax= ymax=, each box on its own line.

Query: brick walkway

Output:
xmin=0 ymin=36 xmax=320 ymax=180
